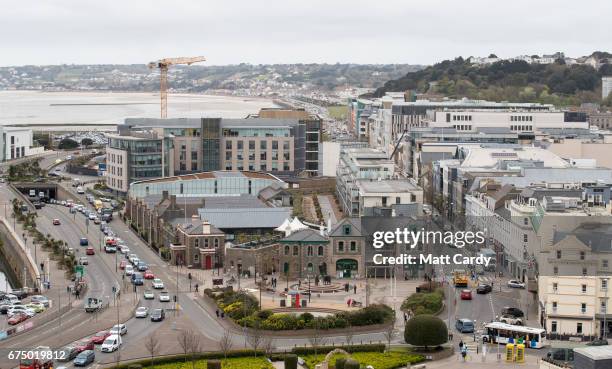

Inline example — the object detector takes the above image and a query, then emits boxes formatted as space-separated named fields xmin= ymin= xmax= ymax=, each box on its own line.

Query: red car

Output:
xmin=86 ymin=247 xmax=95 ymax=255
xmin=460 ymin=289 xmax=472 ymax=300
xmin=119 ymin=260 xmax=127 ymax=270
xmin=143 ymin=271 xmax=155 ymax=279
xmin=8 ymin=313 xmax=28 ymax=325
xmin=74 ymin=338 xmax=94 ymax=353
xmin=89 ymin=330 xmax=111 ymax=344
xmin=53 ymin=219 xmax=61 ymax=225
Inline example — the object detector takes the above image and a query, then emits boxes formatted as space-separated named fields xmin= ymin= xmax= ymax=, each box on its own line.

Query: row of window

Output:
xmin=453 ymin=124 xmax=472 ymax=131
xmin=225 ymin=162 xmax=291 ymax=171
xmin=553 ymin=279 xmax=608 ymax=292
xmin=108 ymin=153 xmax=123 ymax=165
xmin=452 ymin=115 xmax=472 ymax=122
xmin=284 ymin=245 xmax=325 ymax=257
xmin=510 ymin=125 xmax=533 ymax=131
xmin=337 ymin=241 xmax=358 ymax=252
xmin=109 ymin=177 xmax=124 ymax=190
xmin=229 ymin=151 xmax=291 ymax=161
xmin=511 ymin=116 xmax=533 ymax=122
xmin=226 ymin=140 xmax=290 ymax=151
xmin=554 ymin=250 xmax=606 ymax=264
xmin=550 ymin=321 xmax=584 ymax=334
xmin=193 ymin=238 xmax=220 ymax=248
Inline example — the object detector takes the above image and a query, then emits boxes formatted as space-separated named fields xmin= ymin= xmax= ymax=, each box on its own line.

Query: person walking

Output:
xmin=461 ymin=345 xmax=467 ymax=362
xmin=216 ymin=309 xmax=219 ymax=318
xmin=353 ymin=285 xmax=357 ymax=294
xmin=195 ymin=284 xmax=199 ymax=293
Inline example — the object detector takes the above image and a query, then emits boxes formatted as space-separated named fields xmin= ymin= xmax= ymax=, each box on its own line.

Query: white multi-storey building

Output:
xmin=603 ymin=76 xmax=612 ymax=100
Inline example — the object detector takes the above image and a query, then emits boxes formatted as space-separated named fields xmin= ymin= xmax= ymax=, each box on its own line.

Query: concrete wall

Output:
xmin=0 ymin=218 xmax=40 ymax=290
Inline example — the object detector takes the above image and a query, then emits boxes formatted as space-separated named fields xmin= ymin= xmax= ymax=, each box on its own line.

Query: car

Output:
xmin=109 ymin=323 xmax=127 ymax=336
xmin=79 ymin=256 xmax=89 ymax=265
xmin=128 ymin=253 xmax=138 ymax=262
xmin=500 ymin=315 xmax=523 ymax=325
xmin=89 ymin=330 xmax=111 ymax=344
xmin=79 ymin=238 xmax=89 ymax=246
xmin=131 ymin=258 xmax=140 ymax=266
xmin=125 ymin=265 xmax=134 ymax=276
xmin=135 ymin=306 xmax=149 ymax=318
xmin=1 ymin=293 xmax=19 ymax=304
xmin=7 ymin=306 xmax=35 ymax=318
xmin=159 ymin=291 xmax=170 ymax=302
xmin=53 ymin=219 xmax=61 ymax=225
xmin=93 ymin=217 xmax=101 ymax=224
xmin=25 ymin=302 xmax=45 ymax=313
xmin=30 ymin=295 xmax=49 ymax=307
xmin=77 ymin=187 xmax=85 ymax=194
xmin=70 ymin=206 xmax=77 ymax=214
xmin=101 ymin=334 xmax=122 ymax=353
xmin=501 ymin=307 xmax=525 ymax=318
xmin=460 ymin=289 xmax=472 ymax=300
xmin=100 ymin=222 xmax=107 ymax=231
xmin=88 ymin=213 xmax=96 ymax=220
xmin=85 ymin=247 xmax=95 ymax=255
xmin=119 ymin=246 xmax=130 ymax=254
xmin=60 ymin=200 xmax=67 ymax=206
xmin=137 ymin=262 xmax=148 ymax=272
xmin=507 ymin=279 xmax=526 ymax=289
xmin=586 ymin=339 xmax=609 ymax=346
xmin=132 ymin=273 xmax=144 ymax=286
xmin=8 ymin=313 xmax=29 ymax=325
xmin=143 ymin=271 xmax=155 ymax=279
xmin=104 ymin=244 xmax=117 ymax=253
xmin=11 ymin=288 xmax=30 ymax=299
xmin=455 ymin=318 xmax=475 ymax=333
xmin=150 ymin=308 xmax=165 ymax=322
xmin=476 ymin=284 xmax=492 ymax=294
xmin=152 ymin=278 xmax=164 ymax=289
xmin=143 ymin=290 xmax=154 ymax=300
xmin=119 ymin=260 xmax=127 ymax=270
xmin=73 ymin=350 xmax=95 ymax=366
xmin=56 ymin=346 xmax=79 ymax=362
xmin=74 ymin=338 xmax=94 ymax=353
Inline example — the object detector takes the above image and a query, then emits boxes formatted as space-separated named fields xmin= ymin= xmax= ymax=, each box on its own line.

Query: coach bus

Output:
xmin=482 ymin=322 xmax=547 ymax=349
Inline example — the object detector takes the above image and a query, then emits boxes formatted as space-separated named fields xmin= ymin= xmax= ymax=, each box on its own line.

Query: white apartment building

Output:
xmin=428 ymin=110 xmax=589 ymax=133
xmin=0 ymin=126 xmax=42 ymax=162
xmin=603 ymin=76 xmax=612 ymax=100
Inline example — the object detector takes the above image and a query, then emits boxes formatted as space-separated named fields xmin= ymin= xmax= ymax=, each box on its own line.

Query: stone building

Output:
xmin=172 ymin=216 xmax=226 ymax=269
xmin=328 ymin=218 xmax=365 ymax=278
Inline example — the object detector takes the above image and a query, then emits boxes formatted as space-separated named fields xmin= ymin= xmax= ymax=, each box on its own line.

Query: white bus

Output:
xmin=482 ymin=322 xmax=546 ymax=349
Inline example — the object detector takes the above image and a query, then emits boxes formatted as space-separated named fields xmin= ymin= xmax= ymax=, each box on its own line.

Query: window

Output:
xmin=523 ymin=218 xmax=528 ymax=225
xmin=553 ymin=282 xmax=558 ymax=292
xmin=582 ymin=268 xmax=588 ymax=276
xmin=580 ymin=251 xmax=585 ymax=260
xmin=602 ymin=279 xmax=608 ymax=290
xmin=523 ymin=234 xmax=528 ymax=243
xmin=283 ymin=141 xmax=290 ymax=150
xmin=307 ymin=262 xmax=314 ymax=273
xmin=284 ymin=245 xmax=290 ymax=255
xmin=307 ymin=246 xmax=313 ymax=256
xmin=577 ymin=323 xmax=583 ymax=334
xmin=396 ymin=197 xmax=401 ymax=204
xmin=343 ymin=225 xmax=351 ymax=235
xmin=293 ymin=246 xmax=298 ymax=256
xmin=350 ymin=241 xmax=356 ymax=251
xmin=194 ymin=239 xmax=199 ymax=248
xmin=338 ymin=241 xmax=344 ymax=252
xmin=556 ymin=251 xmax=562 ymax=259
xmin=318 ymin=246 xmax=324 ymax=256
xmin=551 ymin=321 xmax=558 ymax=333
xmin=553 ymin=266 xmax=559 ymax=275
xmin=260 ymin=141 xmax=267 ymax=150
xmin=602 ymin=301 xmax=607 ymax=314
xmin=272 ymin=141 xmax=278 ymax=150
xmin=552 ymin=301 xmax=558 ymax=311
xmin=582 ymin=284 xmax=587 ymax=293
xmin=214 ymin=239 xmax=219 ymax=248
xmin=249 ymin=141 xmax=255 ymax=150
xmin=581 ymin=303 xmax=587 ymax=313
xmin=204 ymin=238 xmax=209 ymax=248
xmin=194 ymin=253 xmax=199 ymax=262
xmin=237 ymin=141 xmax=243 ymax=150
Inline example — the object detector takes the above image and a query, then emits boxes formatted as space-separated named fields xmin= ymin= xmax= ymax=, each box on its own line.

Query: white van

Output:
xmin=101 ymin=334 xmax=122 ymax=352
xmin=76 ymin=186 xmax=85 ymax=194
xmin=29 ymin=189 xmax=36 ymax=197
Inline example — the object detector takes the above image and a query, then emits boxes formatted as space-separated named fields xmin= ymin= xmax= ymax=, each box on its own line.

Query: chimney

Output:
xmin=201 ymin=198 xmax=206 ymax=208
xmin=162 ymin=190 xmax=169 ymax=201
xmin=202 ymin=220 xmax=211 ymax=234
xmin=170 ymin=195 xmax=176 ymax=208
xmin=191 ymin=214 xmax=199 ymax=221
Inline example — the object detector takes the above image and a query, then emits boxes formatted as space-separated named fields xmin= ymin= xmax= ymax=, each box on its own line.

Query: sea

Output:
xmin=0 ymin=91 xmax=278 ymax=130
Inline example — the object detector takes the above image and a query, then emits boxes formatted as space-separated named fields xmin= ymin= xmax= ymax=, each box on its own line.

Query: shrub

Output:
xmin=284 ymin=354 xmax=298 ymax=369
xmin=404 ymin=315 xmax=447 ymax=348
xmin=301 ymin=351 xmax=424 ymax=369
xmin=301 ymin=312 xmax=314 ymax=323
xmin=292 ymin=344 xmax=385 ymax=356
xmin=257 ymin=309 xmax=273 ymax=320
xmin=207 ymin=360 xmax=221 ymax=369
xmin=346 ymin=304 xmax=394 ymax=326
xmin=344 ymin=359 xmax=360 ymax=369
xmin=402 ymin=290 xmax=443 ymax=316
xmin=335 ymin=358 xmax=346 ymax=369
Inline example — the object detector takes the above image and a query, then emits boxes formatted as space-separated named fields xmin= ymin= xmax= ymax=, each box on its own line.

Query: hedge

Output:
xmin=147 ymin=357 xmax=272 ymax=369
xmin=302 ymin=351 xmax=424 ymax=369
xmin=109 ymin=350 xmax=265 ymax=369
xmin=401 ymin=288 xmax=444 ymax=316
xmin=291 ymin=344 xmax=386 ymax=356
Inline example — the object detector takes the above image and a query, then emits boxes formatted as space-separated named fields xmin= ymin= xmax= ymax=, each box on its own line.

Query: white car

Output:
xmin=500 ymin=315 xmax=524 ymax=325
xmin=120 ymin=246 xmax=130 ymax=255
xmin=143 ymin=290 xmax=154 ymax=300
xmin=76 ymin=186 xmax=85 ymax=194
xmin=125 ymin=265 xmax=134 ymax=276
xmin=152 ymin=278 xmax=164 ymax=289
xmin=507 ymin=279 xmax=526 ymax=289
xmin=7 ymin=306 xmax=35 ymax=318
xmin=101 ymin=334 xmax=122 ymax=353
xmin=109 ymin=323 xmax=127 ymax=336
xmin=134 ymin=306 xmax=149 ymax=318
xmin=131 ymin=258 xmax=140 ymax=266
xmin=158 ymin=291 xmax=170 ymax=302
xmin=88 ymin=213 xmax=96 ymax=220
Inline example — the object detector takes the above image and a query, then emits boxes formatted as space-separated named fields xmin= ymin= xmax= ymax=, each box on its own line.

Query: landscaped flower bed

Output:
xmin=302 ymin=351 xmax=424 ymax=369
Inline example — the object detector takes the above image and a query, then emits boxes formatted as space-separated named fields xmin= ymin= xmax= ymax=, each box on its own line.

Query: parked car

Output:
xmin=73 ymin=350 xmax=95 ymax=366
xmin=507 ymin=279 xmax=526 ymax=289
xmin=8 ymin=313 xmax=29 ymax=325
xmin=135 ymin=306 xmax=149 ymax=318
xmin=57 ymin=346 xmax=79 ymax=362
xmin=455 ymin=318 xmax=475 ymax=333
xmin=132 ymin=273 xmax=144 ymax=286
xmin=74 ymin=338 xmax=94 ymax=353
xmin=53 ymin=219 xmax=61 ymax=225
xmin=460 ymin=289 xmax=472 ymax=300
xmin=109 ymin=323 xmax=127 ymax=336
xmin=124 ymin=265 xmax=134 ymax=276
xmin=476 ymin=284 xmax=492 ymax=294
xmin=150 ymin=308 xmax=165 ymax=322
xmin=30 ymin=295 xmax=49 ymax=307
xmin=501 ymin=307 xmax=524 ymax=318
xmin=586 ymin=339 xmax=609 ymax=346
xmin=119 ymin=260 xmax=127 ymax=270
xmin=89 ymin=330 xmax=111 ymax=344
xmin=7 ymin=306 xmax=35 ymax=318
xmin=159 ymin=291 xmax=170 ymax=302
xmin=137 ymin=262 xmax=148 ymax=272
xmin=101 ymin=334 xmax=122 ymax=353
xmin=25 ymin=302 xmax=45 ymax=313
xmin=500 ymin=315 xmax=523 ymax=325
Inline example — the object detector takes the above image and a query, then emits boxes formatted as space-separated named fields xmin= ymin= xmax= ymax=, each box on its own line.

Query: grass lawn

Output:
xmin=302 ymin=351 xmax=424 ymax=369
xmin=327 ymin=105 xmax=348 ymax=120
xmin=146 ymin=357 xmax=273 ymax=369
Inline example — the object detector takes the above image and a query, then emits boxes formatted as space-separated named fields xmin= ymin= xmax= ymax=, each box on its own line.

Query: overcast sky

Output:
xmin=2 ymin=0 xmax=611 ymax=66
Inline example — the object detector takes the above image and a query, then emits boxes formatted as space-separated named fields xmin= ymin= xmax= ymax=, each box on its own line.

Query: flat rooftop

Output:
xmin=357 ymin=179 xmax=421 ymax=194
xmin=131 ymin=170 xmax=281 ymax=185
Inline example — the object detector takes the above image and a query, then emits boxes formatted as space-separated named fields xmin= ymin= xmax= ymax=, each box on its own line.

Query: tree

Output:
xmin=383 ymin=315 xmax=396 ymax=350
xmin=308 ymin=318 xmax=328 ymax=356
xmin=81 ymin=138 xmax=94 ymax=148
xmin=188 ymin=332 xmax=202 ymax=369
xmin=218 ymin=328 xmax=233 ymax=359
xmin=404 ymin=314 xmax=447 ymax=350
xmin=144 ymin=332 xmax=161 ymax=367
xmin=178 ymin=329 xmax=195 ymax=362
xmin=58 ymin=138 xmax=78 ymax=150
xmin=246 ymin=321 xmax=263 ymax=357
xmin=344 ymin=323 xmax=354 ymax=346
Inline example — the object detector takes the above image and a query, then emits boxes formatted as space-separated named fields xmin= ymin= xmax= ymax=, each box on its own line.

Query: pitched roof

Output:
xmin=281 ymin=228 xmax=328 ymax=243
xmin=197 ymin=207 xmax=292 ymax=229
xmin=329 ymin=218 xmax=363 ymax=237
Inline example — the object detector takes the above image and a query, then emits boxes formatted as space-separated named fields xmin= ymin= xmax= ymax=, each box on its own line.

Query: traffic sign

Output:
xmin=75 ymin=265 xmax=85 ymax=277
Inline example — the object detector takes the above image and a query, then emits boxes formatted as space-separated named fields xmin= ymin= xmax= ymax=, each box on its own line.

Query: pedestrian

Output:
xmin=347 ymin=298 xmax=351 ymax=307
xmin=459 ymin=340 xmax=464 ymax=350
xmin=298 ymin=280 xmax=301 ymax=288
xmin=354 ymin=285 xmax=357 ymax=294
xmin=195 ymin=284 xmax=199 ymax=293
xmin=221 ymin=311 xmax=225 ymax=319
xmin=461 ymin=345 xmax=467 ymax=361
xmin=404 ymin=312 xmax=408 ymax=323
xmin=216 ymin=309 xmax=219 ymax=317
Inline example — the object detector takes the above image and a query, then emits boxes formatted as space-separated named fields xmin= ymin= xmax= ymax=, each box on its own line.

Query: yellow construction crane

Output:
xmin=148 ymin=56 xmax=206 ymax=118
